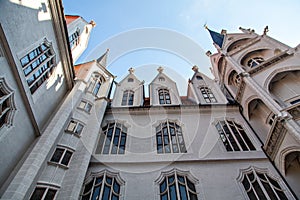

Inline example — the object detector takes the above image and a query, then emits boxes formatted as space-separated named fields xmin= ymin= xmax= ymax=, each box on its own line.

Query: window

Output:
xmin=0 ymin=77 xmax=16 ymax=129
xmin=81 ymin=171 xmax=124 ymax=200
xmin=127 ymin=78 xmax=134 ymax=82
xmin=159 ymin=89 xmax=171 ymax=104
xmin=66 ymin=119 xmax=84 ymax=136
xmin=196 ymin=75 xmax=203 ymax=80
xmin=121 ymin=90 xmax=134 ymax=106
xmin=247 ymin=57 xmax=264 ymax=68
xmin=156 ymin=121 xmax=186 ymax=154
xmin=267 ymin=113 xmax=276 ymax=126
xmin=97 ymin=122 xmax=127 ymax=154
xmin=200 ymin=87 xmax=217 ymax=103
xmin=215 ymin=120 xmax=255 ymax=151
xmin=20 ymin=39 xmax=56 ymax=94
xmin=88 ymin=73 xmax=103 ymax=96
xmin=78 ymin=100 xmax=92 ymax=113
xmin=159 ymin=77 xmax=165 ymax=81
xmin=157 ymin=170 xmax=198 ymax=200
xmin=290 ymin=98 xmax=300 ymax=105
xmin=50 ymin=147 xmax=73 ymax=167
xmin=69 ymin=29 xmax=80 ymax=49
xmin=239 ymin=167 xmax=288 ymax=200
xmin=30 ymin=185 xmax=58 ymax=200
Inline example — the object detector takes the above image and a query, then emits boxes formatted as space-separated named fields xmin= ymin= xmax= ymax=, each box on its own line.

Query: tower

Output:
xmin=208 ymin=26 xmax=300 ymax=196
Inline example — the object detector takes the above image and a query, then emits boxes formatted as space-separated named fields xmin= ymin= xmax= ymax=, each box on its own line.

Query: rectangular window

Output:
xmin=50 ymin=147 xmax=73 ymax=167
xmin=69 ymin=29 xmax=80 ymax=49
xmin=20 ymin=39 xmax=56 ymax=94
xmin=200 ymin=87 xmax=217 ymax=103
xmin=30 ymin=185 xmax=58 ymax=200
xmin=66 ymin=119 xmax=84 ymax=136
xmin=78 ymin=100 xmax=92 ymax=113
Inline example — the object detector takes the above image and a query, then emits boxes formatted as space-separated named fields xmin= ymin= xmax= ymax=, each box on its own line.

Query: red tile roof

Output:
xmin=65 ymin=15 xmax=80 ymax=25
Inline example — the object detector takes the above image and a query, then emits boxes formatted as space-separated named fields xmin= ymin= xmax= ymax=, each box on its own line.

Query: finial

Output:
xmin=192 ymin=65 xmax=199 ymax=72
xmin=89 ymin=20 xmax=96 ymax=27
xmin=206 ymin=51 xmax=212 ymax=56
xmin=157 ymin=66 xmax=164 ymax=73
xmin=204 ymin=23 xmax=208 ymax=30
xmin=263 ymin=26 xmax=269 ymax=35
xmin=128 ymin=67 xmax=135 ymax=74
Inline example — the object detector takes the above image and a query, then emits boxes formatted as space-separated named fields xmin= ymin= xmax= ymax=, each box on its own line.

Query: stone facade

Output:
xmin=0 ymin=1 xmax=299 ymax=199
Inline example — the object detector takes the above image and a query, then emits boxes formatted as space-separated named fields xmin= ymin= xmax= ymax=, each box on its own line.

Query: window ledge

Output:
xmin=47 ymin=161 xmax=69 ymax=170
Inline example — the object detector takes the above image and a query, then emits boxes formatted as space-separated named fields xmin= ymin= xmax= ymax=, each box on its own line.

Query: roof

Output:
xmin=65 ymin=15 xmax=80 ymax=25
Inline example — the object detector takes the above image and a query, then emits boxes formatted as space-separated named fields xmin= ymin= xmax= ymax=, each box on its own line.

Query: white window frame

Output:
xmin=237 ymin=166 xmax=295 ymax=200
xmin=69 ymin=28 xmax=80 ymax=49
xmin=78 ymin=99 xmax=93 ymax=113
xmin=215 ymin=119 xmax=256 ymax=152
xmin=87 ymin=73 xmax=104 ymax=97
xmin=96 ymin=122 xmax=127 ymax=155
xmin=156 ymin=120 xmax=187 ymax=154
xmin=158 ymin=88 xmax=171 ymax=105
xmin=155 ymin=168 xmax=199 ymax=200
xmin=65 ymin=119 xmax=84 ymax=136
xmin=199 ymin=86 xmax=217 ymax=103
xmin=29 ymin=184 xmax=59 ymax=200
xmin=49 ymin=145 xmax=74 ymax=168
xmin=121 ymin=90 xmax=134 ymax=106
xmin=81 ymin=170 xmax=125 ymax=200
xmin=19 ymin=38 xmax=56 ymax=94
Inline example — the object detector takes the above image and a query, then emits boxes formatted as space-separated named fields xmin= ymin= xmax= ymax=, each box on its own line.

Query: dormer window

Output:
xmin=158 ymin=89 xmax=171 ymax=105
xmin=200 ymin=87 xmax=217 ymax=103
xmin=69 ymin=29 xmax=80 ymax=49
xmin=247 ymin=57 xmax=264 ymax=68
xmin=88 ymin=73 xmax=104 ymax=96
xmin=121 ymin=90 xmax=134 ymax=106
xmin=127 ymin=78 xmax=134 ymax=82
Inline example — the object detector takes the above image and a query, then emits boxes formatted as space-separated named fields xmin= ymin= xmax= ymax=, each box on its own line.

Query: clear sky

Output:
xmin=63 ymin=0 xmax=300 ymax=95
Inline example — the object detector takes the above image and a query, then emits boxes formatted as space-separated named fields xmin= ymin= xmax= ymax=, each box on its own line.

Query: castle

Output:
xmin=0 ymin=0 xmax=299 ymax=199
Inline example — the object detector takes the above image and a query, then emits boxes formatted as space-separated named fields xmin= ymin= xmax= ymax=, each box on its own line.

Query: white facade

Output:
xmin=0 ymin=1 xmax=299 ymax=199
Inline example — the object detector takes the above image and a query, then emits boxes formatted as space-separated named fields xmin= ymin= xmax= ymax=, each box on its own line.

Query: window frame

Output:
xmin=237 ymin=166 xmax=293 ymax=200
xmin=69 ymin=28 xmax=80 ymax=49
xmin=156 ymin=120 xmax=187 ymax=154
xmin=199 ymin=86 xmax=217 ymax=103
xmin=247 ymin=57 xmax=264 ymax=68
xmin=96 ymin=122 xmax=127 ymax=155
xmin=155 ymin=168 xmax=199 ymax=200
xmin=19 ymin=38 xmax=56 ymax=94
xmin=121 ymin=90 xmax=134 ymax=106
xmin=88 ymin=73 xmax=104 ymax=97
xmin=49 ymin=146 xmax=74 ymax=168
xmin=0 ymin=77 xmax=16 ymax=129
xmin=78 ymin=99 xmax=93 ymax=113
xmin=215 ymin=119 xmax=256 ymax=152
xmin=29 ymin=184 xmax=59 ymax=200
xmin=81 ymin=170 xmax=125 ymax=200
xmin=158 ymin=88 xmax=171 ymax=105
xmin=65 ymin=119 xmax=84 ymax=136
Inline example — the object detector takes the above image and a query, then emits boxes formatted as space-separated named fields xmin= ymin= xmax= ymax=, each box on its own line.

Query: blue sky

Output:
xmin=63 ymin=0 xmax=300 ymax=95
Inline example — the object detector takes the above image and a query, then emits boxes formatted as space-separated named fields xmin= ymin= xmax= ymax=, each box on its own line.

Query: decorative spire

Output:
xmin=89 ymin=20 xmax=96 ymax=27
xmin=205 ymin=25 xmax=224 ymax=48
xmin=96 ymin=49 xmax=109 ymax=68
xmin=263 ymin=26 xmax=269 ymax=35
xmin=128 ymin=67 xmax=135 ymax=74
xmin=157 ymin=66 xmax=164 ymax=73
xmin=192 ymin=65 xmax=199 ymax=72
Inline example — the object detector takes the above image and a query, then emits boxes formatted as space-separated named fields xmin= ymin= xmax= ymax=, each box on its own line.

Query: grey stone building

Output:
xmin=0 ymin=0 xmax=299 ymax=199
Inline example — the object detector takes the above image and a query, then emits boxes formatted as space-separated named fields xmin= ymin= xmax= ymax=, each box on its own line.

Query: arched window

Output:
xmin=196 ymin=75 xmax=203 ymax=80
xmin=0 ymin=77 xmax=16 ymax=129
xmin=247 ymin=57 xmax=264 ymax=68
xmin=157 ymin=169 xmax=198 ymax=200
xmin=20 ymin=39 xmax=56 ymax=94
xmin=97 ymin=122 xmax=127 ymax=154
xmin=238 ymin=167 xmax=289 ymax=200
xmin=127 ymin=78 xmax=134 ymax=82
xmin=215 ymin=119 xmax=255 ymax=151
xmin=159 ymin=89 xmax=171 ymax=104
xmin=121 ymin=90 xmax=134 ymax=106
xmin=200 ymin=87 xmax=217 ymax=103
xmin=156 ymin=121 xmax=186 ymax=154
xmin=88 ymin=73 xmax=103 ymax=96
xmin=81 ymin=170 xmax=124 ymax=200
